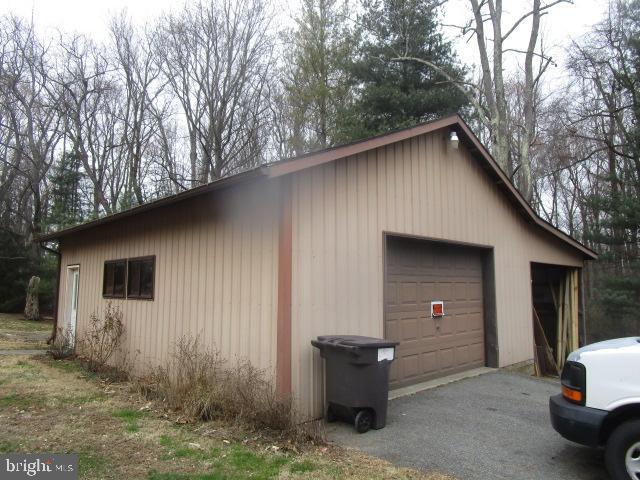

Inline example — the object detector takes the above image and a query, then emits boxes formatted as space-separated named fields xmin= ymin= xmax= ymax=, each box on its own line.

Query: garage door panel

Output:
xmin=456 ymin=344 xmax=484 ymax=366
xmin=400 ymin=317 xmax=419 ymax=341
xmin=465 ymin=301 xmax=484 ymax=314
xmin=455 ymin=344 xmax=470 ymax=365
xmin=400 ymin=282 xmax=419 ymax=305
xmin=453 ymin=314 xmax=469 ymax=333
xmin=467 ymin=282 xmax=482 ymax=299
xmin=444 ymin=302 xmax=468 ymax=313
xmin=440 ymin=283 xmax=454 ymax=301
xmin=468 ymin=342 xmax=484 ymax=363
xmin=421 ymin=318 xmax=437 ymax=338
xmin=438 ymin=348 xmax=455 ymax=370
xmin=386 ymin=237 xmax=486 ymax=390
xmin=454 ymin=284 xmax=468 ymax=300
xmin=386 ymin=319 xmax=399 ymax=340
xmin=432 ymin=331 xmax=483 ymax=349
xmin=439 ymin=317 xmax=456 ymax=335
xmin=386 ymin=282 xmax=398 ymax=305
xmin=401 ymin=354 xmax=420 ymax=379
xmin=419 ymin=283 xmax=433 ymax=303
xmin=420 ymin=351 xmax=439 ymax=374
xmin=389 ymin=363 xmax=398 ymax=383
xmin=467 ymin=312 xmax=484 ymax=331
xmin=422 ymin=252 xmax=437 ymax=269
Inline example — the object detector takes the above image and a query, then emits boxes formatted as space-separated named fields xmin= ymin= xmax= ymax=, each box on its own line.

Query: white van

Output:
xmin=549 ymin=337 xmax=640 ymax=480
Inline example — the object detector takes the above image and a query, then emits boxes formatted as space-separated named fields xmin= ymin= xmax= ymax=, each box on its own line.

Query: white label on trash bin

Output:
xmin=378 ymin=347 xmax=394 ymax=361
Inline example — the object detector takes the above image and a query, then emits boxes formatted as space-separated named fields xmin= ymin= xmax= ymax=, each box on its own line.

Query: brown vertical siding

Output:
xmin=276 ymin=176 xmax=293 ymax=397
xmin=55 ymin=127 xmax=586 ymax=420
xmin=57 ymin=179 xmax=281 ymax=375
xmin=290 ymin=131 xmax=584 ymax=417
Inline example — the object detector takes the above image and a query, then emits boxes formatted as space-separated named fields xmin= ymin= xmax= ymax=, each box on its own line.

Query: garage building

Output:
xmin=41 ymin=115 xmax=596 ymax=418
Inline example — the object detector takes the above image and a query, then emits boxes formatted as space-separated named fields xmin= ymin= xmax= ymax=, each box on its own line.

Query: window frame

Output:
xmin=102 ymin=259 xmax=127 ymax=299
xmin=126 ymin=255 xmax=156 ymax=301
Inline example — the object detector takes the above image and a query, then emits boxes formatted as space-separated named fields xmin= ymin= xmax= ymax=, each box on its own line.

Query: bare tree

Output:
xmin=110 ymin=13 xmax=165 ymax=206
xmin=54 ymin=34 xmax=120 ymax=216
xmin=392 ymin=0 xmax=569 ymax=200
xmin=155 ymin=0 xmax=274 ymax=185
xmin=0 ymin=16 xmax=63 ymax=243
xmin=564 ymin=2 xmax=640 ymax=270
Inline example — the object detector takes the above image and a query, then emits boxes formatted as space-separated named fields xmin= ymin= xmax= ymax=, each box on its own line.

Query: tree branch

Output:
xmin=501 ymin=0 xmax=572 ymax=41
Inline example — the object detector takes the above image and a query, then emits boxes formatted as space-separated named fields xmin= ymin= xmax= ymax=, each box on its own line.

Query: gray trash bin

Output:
xmin=311 ymin=335 xmax=398 ymax=433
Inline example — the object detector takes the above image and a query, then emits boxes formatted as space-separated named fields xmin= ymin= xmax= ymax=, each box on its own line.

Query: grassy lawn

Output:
xmin=0 ymin=351 xmax=451 ymax=479
xmin=0 ymin=313 xmax=451 ymax=478
xmin=0 ymin=313 xmax=52 ymax=350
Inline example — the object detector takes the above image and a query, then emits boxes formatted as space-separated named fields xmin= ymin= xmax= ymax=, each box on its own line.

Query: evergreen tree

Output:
xmin=47 ymin=152 xmax=84 ymax=230
xmin=280 ymin=0 xmax=354 ymax=154
xmin=338 ymin=0 xmax=467 ymax=140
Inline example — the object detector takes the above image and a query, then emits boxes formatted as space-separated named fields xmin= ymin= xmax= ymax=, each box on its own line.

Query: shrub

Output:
xmin=79 ymin=302 xmax=125 ymax=372
xmin=48 ymin=327 xmax=75 ymax=359
xmin=137 ymin=336 xmax=322 ymax=441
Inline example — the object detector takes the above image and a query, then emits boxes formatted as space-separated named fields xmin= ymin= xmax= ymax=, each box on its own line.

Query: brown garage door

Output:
xmin=385 ymin=236 xmax=485 ymax=389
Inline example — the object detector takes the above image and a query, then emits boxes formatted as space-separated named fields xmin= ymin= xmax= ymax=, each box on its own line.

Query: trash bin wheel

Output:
xmin=326 ymin=404 xmax=338 ymax=423
xmin=354 ymin=409 xmax=374 ymax=434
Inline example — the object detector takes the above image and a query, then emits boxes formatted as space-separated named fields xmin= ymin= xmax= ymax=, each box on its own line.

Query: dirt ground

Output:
xmin=0 ymin=313 xmax=452 ymax=479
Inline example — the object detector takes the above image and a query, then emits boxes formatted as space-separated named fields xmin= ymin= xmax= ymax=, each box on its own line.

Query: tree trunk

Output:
xmin=24 ymin=276 xmax=40 ymax=321
xmin=189 ymin=130 xmax=198 ymax=188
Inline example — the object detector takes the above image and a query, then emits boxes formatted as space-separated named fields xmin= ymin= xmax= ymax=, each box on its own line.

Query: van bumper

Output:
xmin=549 ymin=394 xmax=607 ymax=447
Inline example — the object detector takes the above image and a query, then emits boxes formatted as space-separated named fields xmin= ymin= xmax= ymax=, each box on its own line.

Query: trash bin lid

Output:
xmin=315 ymin=335 xmax=398 ymax=349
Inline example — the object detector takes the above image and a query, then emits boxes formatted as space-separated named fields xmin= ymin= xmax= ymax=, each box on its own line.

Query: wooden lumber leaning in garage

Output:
xmin=533 ymin=307 xmax=559 ymax=376
xmin=533 ymin=268 xmax=579 ymax=377
xmin=555 ymin=269 xmax=580 ymax=372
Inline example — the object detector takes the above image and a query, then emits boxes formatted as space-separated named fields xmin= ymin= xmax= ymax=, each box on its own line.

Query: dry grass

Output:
xmin=0 ymin=313 xmax=53 ymax=332
xmin=0 ymin=314 xmax=451 ymax=480
xmin=0 ymin=352 xmax=453 ymax=479
xmin=136 ymin=337 xmax=318 ymax=441
xmin=0 ymin=313 xmax=51 ymax=350
xmin=0 ymin=338 xmax=47 ymax=350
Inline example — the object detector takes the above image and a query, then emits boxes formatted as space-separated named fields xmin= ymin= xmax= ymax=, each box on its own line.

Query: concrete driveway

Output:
xmin=328 ymin=370 xmax=609 ymax=480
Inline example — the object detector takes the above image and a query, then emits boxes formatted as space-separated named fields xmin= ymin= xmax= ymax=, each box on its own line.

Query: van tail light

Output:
xmin=560 ymin=361 xmax=586 ymax=405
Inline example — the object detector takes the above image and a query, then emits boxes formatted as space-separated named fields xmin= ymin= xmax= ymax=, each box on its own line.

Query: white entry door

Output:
xmin=64 ymin=265 xmax=80 ymax=348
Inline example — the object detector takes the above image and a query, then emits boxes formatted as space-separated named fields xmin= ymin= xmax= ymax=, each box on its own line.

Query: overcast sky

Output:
xmin=0 ymin=0 xmax=608 ymax=82
xmin=443 ymin=0 xmax=608 ymax=85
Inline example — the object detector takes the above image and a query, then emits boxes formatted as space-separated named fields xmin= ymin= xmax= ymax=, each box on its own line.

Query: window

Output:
xmin=103 ymin=260 xmax=126 ymax=298
xmin=127 ymin=256 xmax=155 ymax=300
xmin=102 ymin=256 xmax=156 ymax=300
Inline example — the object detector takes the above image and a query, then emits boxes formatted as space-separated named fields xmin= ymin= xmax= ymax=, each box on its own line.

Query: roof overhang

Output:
xmin=39 ymin=114 xmax=597 ymax=260
xmin=38 ymin=166 xmax=269 ymax=242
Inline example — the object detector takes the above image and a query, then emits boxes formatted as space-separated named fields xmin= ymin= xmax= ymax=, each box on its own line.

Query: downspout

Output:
xmin=41 ymin=242 xmax=61 ymax=344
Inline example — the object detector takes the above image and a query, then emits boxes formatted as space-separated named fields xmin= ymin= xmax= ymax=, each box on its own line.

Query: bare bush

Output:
xmin=79 ymin=302 xmax=125 ymax=372
xmin=48 ymin=327 xmax=75 ymax=359
xmin=136 ymin=336 xmax=321 ymax=441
